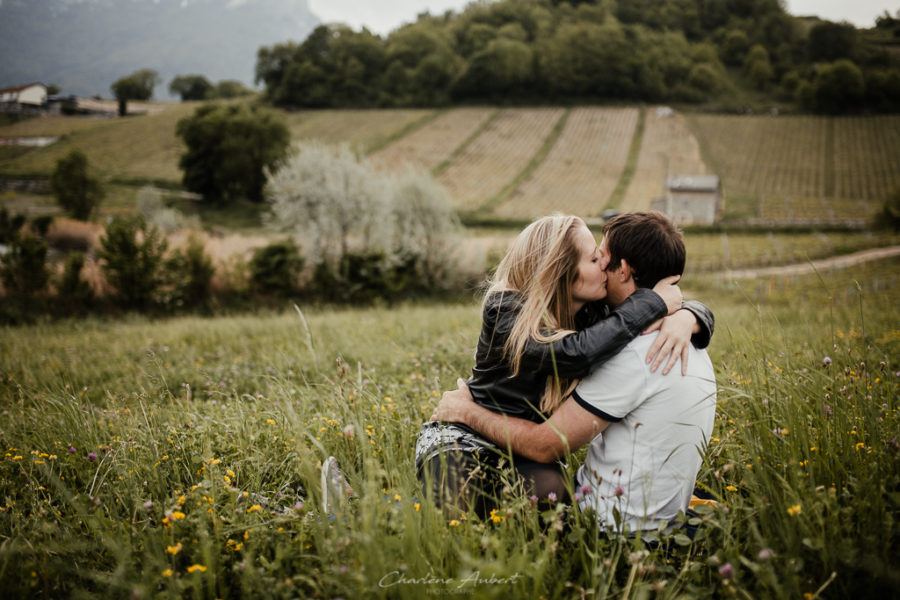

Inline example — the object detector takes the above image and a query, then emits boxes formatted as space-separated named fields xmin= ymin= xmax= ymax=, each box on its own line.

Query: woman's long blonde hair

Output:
xmin=484 ymin=215 xmax=587 ymax=413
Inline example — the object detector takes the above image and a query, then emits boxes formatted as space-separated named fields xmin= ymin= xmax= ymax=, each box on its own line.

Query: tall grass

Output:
xmin=1 ymin=259 xmax=898 ymax=598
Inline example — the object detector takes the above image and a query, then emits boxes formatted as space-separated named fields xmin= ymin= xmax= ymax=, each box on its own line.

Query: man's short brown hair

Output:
xmin=602 ymin=211 xmax=686 ymax=288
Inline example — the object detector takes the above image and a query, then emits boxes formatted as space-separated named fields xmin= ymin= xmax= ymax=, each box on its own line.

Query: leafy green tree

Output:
xmin=97 ymin=215 xmax=167 ymax=310
xmin=453 ymin=38 xmax=533 ymax=99
xmin=812 ymin=59 xmax=865 ymax=113
xmin=743 ymin=44 xmax=774 ymax=89
xmin=50 ymin=149 xmax=104 ymax=221
xmin=111 ymin=69 xmax=160 ymax=116
xmin=808 ymin=22 xmax=858 ymax=62
xmin=720 ymin=29 xmax=750 ymax=66
xmin=169 ymin=75 xmax=214 ymax=101
xmin=212 ymin=80 xmax=253 ymax=99
xmin=176 ymin=104 xmax=290 ymax=203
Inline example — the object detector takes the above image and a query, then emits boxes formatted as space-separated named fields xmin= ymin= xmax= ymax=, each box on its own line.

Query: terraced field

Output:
xmin=435 ymin=108 xmax=565 ymax=213
xmin=833 ymin=116 xmax=900 ymax=200
xmin=619 ymin=107 xmax=707 ymax=212
xmin=495 ymin=107 xmax=638 ymax=219
xmin=284 ymin=108 xmax=436 ymax=154
xmin=368 ymin=108 xmax=497 ymax=173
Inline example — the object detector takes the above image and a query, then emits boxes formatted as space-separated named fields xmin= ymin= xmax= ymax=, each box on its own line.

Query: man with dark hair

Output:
xmin=433 ymin=211 xmax=717 ymax=534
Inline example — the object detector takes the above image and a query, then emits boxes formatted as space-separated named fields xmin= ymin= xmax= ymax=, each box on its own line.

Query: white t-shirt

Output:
xmin=574 ymin=332 xmax=717 ymax=533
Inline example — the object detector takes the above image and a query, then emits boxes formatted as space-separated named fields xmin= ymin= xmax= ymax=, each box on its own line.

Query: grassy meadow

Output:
xmin=2 ymin=251 xmax=898 ymax=598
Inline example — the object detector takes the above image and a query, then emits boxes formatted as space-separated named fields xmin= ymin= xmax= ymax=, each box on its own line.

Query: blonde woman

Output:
xmin=414 ymin=215 xmax=713 ymax=516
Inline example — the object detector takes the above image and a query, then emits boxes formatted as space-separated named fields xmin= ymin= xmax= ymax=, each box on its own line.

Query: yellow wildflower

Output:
xmin=161 ymin=569 xmax=173 ymax=578
xmin=726 ymin=485 xmax=738 ymax=492
xmin=266 ymin=419 xmax=276 ymax=425
xmin=247 ymin=504 xmax=261 ymax=513
xmin=787 ymin=504 xmax=802 ymax=516
xmin=172 ymin=511 xmax=186 ymax=520
xmin=187 ymin=564 xmax=207 ymax=573
xmin=489 ymin=508 xmax=504 ymax=524
xmin=166 ymin=543 xmax=182 ymax=555
xmin=449 ymin=519 xmax=461 ymax=527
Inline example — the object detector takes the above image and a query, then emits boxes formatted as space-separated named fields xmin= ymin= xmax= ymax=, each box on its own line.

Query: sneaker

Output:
xmin=321 ymin=456 xmax=353 ymax=514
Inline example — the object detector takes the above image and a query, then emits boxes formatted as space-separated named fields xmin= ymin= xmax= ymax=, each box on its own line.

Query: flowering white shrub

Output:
xmin=265 ymin=142 xmax=461 ymax=290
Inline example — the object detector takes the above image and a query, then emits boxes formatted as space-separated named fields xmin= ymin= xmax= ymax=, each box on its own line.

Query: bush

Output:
xmin=249 ymin=239 xmax=304 ymax=297
xmin=266 ymin=142 xmax=461 ymax=301
xmin=97 ymin=215 xmax=167 ymax=310
xmin=0 ymin=234 xmax=49 ymax=297
xmin=0 ymin=208 xmax=26 ymax=244
xmin=161 ymin=235 xmax=215 ymax=311
xmin=50 ymin=149 xmax=104 ymax=221
xmin=872 ymin=188 xmax=900 ymax=231
xmin=56 ymin=251 xmax=93 ymax=315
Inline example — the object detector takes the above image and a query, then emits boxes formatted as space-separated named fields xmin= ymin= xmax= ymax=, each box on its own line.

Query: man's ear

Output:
xmin=619 ymin=258 xmax=633 ymax=283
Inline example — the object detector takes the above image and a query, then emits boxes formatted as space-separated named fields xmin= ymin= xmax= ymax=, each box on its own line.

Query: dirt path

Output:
xmin=722 ymin=245 xmax=900 ymax=279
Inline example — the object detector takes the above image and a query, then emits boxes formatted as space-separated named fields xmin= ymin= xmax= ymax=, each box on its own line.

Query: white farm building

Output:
xmin=0 ymin=83 xmax=48 ymax=112
xmin=651 ymin=175 xmax=723 ymax=225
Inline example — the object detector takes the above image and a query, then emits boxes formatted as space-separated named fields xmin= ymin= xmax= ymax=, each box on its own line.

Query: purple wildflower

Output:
xmin=69 ymin=446 xmax=76 ymax=453
xmin=757 ymin=549 xmax=772 ymax=561
xmin=143 ymin=500 xmax=153 ymax=509
xmin=88 ymin=452 xmax=97 ymax=461
xmin=580 ymin=484 xmax=591 ymax=496
xmin=614 ymin=485 xmax=624 ymax=498
xmin=718 ymin=563 xmax=734 ymax=579
xmin=547 ymin=492 xmax=558 ymax=503
xmin=823 ymin=356 xmax=832 ymax=366
xmin=823 ymin=405 xmax=832 ymax=417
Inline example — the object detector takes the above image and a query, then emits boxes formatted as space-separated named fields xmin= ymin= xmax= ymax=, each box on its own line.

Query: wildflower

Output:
xmin=69 ymin=446 xmax=76 ymax=454
xmin=394 ymin=494 xmax=402 ymax=502
xmin=726 ymin=485 xmax=738 ymax=492
xmin=247 ymin=504 xmax=261 ymax=513
xmin=143 ymin=500 xmax=153 ymax=509
xmin=449 ymin=519 xmax=461 ymax=527
xmin=166 ymin=543 xmax=182 ymax=555
xmin=227 ymin=469 xmax=235 ymax=478
xmin=178 ymin=495 xmax=186 ymax=505
xmin=414 ymin=502 xmax=420 ymax=512
xmin=293 ymin=501 xmax=304 ymax=511
xmin=172 ymin=511 xmax=186 ymax=520
xmin=580 ymin=484 xmax=591 ymax=497
xmin=266 ymin=419 xmax=276 ymax=426
xmin=757 ymin=549 xmax=773 ymax=561
xmin=614 ymin=485 xmax=624 ymax=498
xmin=787 ymin=504 xmax=802 ymax=516
xmin=88 ymin=453 xmax=97 ymax=461
xmin=529 ymin=495 xmax=539 ymax=505
xmin=718 ymin=563 xmax=734 ymax=579
xmin=161 ymin=569 xmax=173 ymax=578
xmin=547 ymin=492 xmax=558 ymax=503
xmin=186 ymin=564 xmax=207 ymax=573
xmin=823 ymin=356 xmax=832 ymax=366
xmin=823 ymin=405 xmax=832 ymax=417
xmin=490 ymin=508 xmax=504 ymax=524
xmin=855 ymin=442 xmax=865 ymax=451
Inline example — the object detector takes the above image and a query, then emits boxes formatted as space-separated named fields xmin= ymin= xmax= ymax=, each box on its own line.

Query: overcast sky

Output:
xmin=306 ymin=0 xmax=898 ymax=36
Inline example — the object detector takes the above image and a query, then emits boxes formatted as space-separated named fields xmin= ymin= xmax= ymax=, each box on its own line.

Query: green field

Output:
xmin=1 ymin=256 xmax=898 ymax=598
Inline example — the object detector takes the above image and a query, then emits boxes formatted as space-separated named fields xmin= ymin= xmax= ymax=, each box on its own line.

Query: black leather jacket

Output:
xmin=466 ymin=289 xmax=714 ymax=423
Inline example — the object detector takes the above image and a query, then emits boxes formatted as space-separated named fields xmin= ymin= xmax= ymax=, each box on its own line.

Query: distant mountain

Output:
xmin=0 ymin=0 xmax=319 ymax=99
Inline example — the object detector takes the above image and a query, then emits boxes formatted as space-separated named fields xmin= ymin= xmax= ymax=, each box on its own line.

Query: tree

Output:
xmin=212 ymin=80 xmax=253 ymax=99
xmin=97 ymin=215 xmax=167 ymax=310
xmin=169 ymin=75 xmax=214 ymax=101
xmin=111 ymin=69 xmax=160 ymax=116
xmin=266 ymin=142 xmax=391 ymax=267
xmin=50 ymin=149 xmax=104 ymax=221
xmin=743 ymin=44 xmax=774 ymax=90
xmin=808 ymin=22 xmax=858 ymax=62
xmin=812 ymin=59 xmax=865 ymax=113
xmin=176 ymin=104 xmax=290 ymax=203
